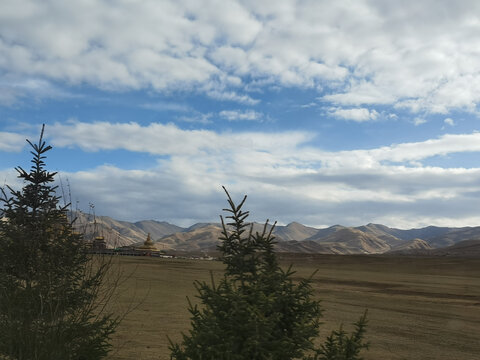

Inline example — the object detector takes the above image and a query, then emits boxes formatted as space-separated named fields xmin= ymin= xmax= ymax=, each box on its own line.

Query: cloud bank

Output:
xmin=2 ymin=0 xmax=480 ymax=115
xmin=3 ymin=121 xmax=480 ymax=228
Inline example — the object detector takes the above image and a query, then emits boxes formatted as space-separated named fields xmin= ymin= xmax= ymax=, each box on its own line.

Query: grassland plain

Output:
xmin=106 ymin=255 xmax=480 ymax=360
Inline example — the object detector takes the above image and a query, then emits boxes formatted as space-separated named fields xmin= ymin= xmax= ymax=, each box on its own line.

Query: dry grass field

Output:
xmin=106 ymin=254 xmax=480 ymax=360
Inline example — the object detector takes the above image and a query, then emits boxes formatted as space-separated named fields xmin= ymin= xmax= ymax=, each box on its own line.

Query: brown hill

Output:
xmin=306 ymin=225 xmax=346 ymax=240
xmin=155 ymin=224 xmax=224 ymax=252
xmin=359 ymin=224 xmax=453 ymax=242
xmin=133 ymin=220 xmax=184 ymax=240
xmin=355 ymin=224 xmax=405 ymax=247
xmin=156 ymin=222 xmax=284 ymax=252
xmin=311 ymin=227 xmax=391 ymax=254
xmin=274 ymin=222 xmax=320 ymax=241
xmin=185 ymin=222 xmax=220 ymax=231
xmin=155 ymin=223 xmax=339 ymax=254
xmin=274 ymin=240 xmax=335 ymax=254
xmin=73 ymin=212 xmax=146 ymax=247
xmin=72 ymin=212 xmax=183 ymax=248
xmin=66 ymin=212 xmax=480 ymax=256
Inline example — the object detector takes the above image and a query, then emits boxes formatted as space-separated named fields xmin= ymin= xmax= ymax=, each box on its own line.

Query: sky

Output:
xmin=2 ymin=0 xmax=480 ymax=229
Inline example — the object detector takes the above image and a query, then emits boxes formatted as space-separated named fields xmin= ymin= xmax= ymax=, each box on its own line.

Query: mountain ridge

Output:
xmin=73 ymin=211 xmax=480 ymax=256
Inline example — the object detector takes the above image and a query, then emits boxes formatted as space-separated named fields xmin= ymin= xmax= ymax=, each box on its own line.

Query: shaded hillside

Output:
xmin=387 ymin=239 xmax=480 ymax=257
xmin=353 ymin=224 xmax=480 ymax=249
xmin=431 ymin=239 xmax=480 ymax=257
xmin=367 ymin=224 xmax=453 ymax=241
xmin=424 ymin=227 xmax=480 ymax=248
xmin=386 ymin=239 xmax=433 ymax=254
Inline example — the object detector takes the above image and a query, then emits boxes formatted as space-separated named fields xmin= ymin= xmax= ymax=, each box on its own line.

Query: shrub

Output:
xmin=170 ymin=187 xmax=368 ymax=360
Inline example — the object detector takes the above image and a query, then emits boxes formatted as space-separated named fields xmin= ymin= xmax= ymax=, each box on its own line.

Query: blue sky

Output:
xmin=2 ymin=0 xmax=480 ymax=228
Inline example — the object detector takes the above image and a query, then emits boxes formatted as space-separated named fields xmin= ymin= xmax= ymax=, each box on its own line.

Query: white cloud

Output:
xmin=205 ymin=88 xmax=260 ymax=105
xmin=300 ymin=102 xmax=316 ymax=108
xmin=0 ymin=169 xmax=22 ymax=192
xmin=141 ymin=102 xmax=190 ymax=112
xmin=2 ymin=1 xmax=480 ymax=113
xmin=43 ymin=121 xmax=480 ymax=170
xmin=309 ymin=132 xmax=480 ymax=168
xmin=177 ymin=113 xmax=213 ymax=124
xmin=6 ymin=1 xmax=480 ymax=228
xmin=444 ymin=118 xmax=455 ymax=126
xmin=330 ymin=107 xmax=379 ymax=122
xmin=413 ymin=117 xmax=427 ymax=126
xmin=372 ymin=133 xmax=480 ymax=163
xmin=46 ymin=121 xmax=311 ymax=156
xmin=0 ymin=131 xmax=27 ymax=152
xmin=0 ymin=76 xmax=76 ymax=105
xmin=59 ymin=143 xmax=480 ymax=227
xmin=5 ymin=121 xmax=480 ymax=227
xmin=219 ymin=109 xmax=263 ymax=122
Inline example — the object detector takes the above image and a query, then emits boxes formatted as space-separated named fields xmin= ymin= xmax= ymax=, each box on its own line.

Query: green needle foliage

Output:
xmin=170 ymin=187 xmax=368 ymax=360
xmin=309 ymin=311 xmax=368 ymax=360
xmin=0 ymin=125 xmax=118 ymax=360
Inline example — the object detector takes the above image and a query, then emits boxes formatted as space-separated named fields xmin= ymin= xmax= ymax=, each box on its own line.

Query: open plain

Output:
xmin=107 ymin=254 xmax=480 ymax=360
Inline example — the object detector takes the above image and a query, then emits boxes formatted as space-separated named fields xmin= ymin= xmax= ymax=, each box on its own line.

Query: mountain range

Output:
xmin=74 ymin=212 xmax=480 ymax=256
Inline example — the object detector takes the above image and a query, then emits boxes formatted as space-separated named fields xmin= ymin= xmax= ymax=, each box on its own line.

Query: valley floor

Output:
xmin=106 ymin=254 xmax=480 ymax=360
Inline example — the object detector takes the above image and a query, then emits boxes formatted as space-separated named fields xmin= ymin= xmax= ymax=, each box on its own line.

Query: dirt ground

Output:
xmin=106 ymin=254 xmax=480 ymax=360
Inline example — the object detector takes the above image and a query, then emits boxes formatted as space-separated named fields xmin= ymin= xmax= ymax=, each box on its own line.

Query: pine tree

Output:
xmin=0 ymin=125 xmax=118 ymax=360
xmin=170 ymin=187 xmax=368 ymax=360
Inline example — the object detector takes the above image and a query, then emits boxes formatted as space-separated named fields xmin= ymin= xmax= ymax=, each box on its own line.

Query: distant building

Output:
xmin=135 ymin=233 xmax=166 ymax=256
xmin=88 ymin=233 xmax=173 ymax=257
xmin=137 ymin=233 xmax=156 ymax=251
xmin=92 ymin=236 xmax=107 ymax=250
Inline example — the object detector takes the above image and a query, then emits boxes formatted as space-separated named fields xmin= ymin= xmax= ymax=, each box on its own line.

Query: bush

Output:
xmin=170 ymin=187 xmax=368 ymax=360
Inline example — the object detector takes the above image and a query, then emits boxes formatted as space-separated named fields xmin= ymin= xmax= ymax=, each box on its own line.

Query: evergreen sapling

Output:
xmin=170 ymin=187 xmax=368 ymax=360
